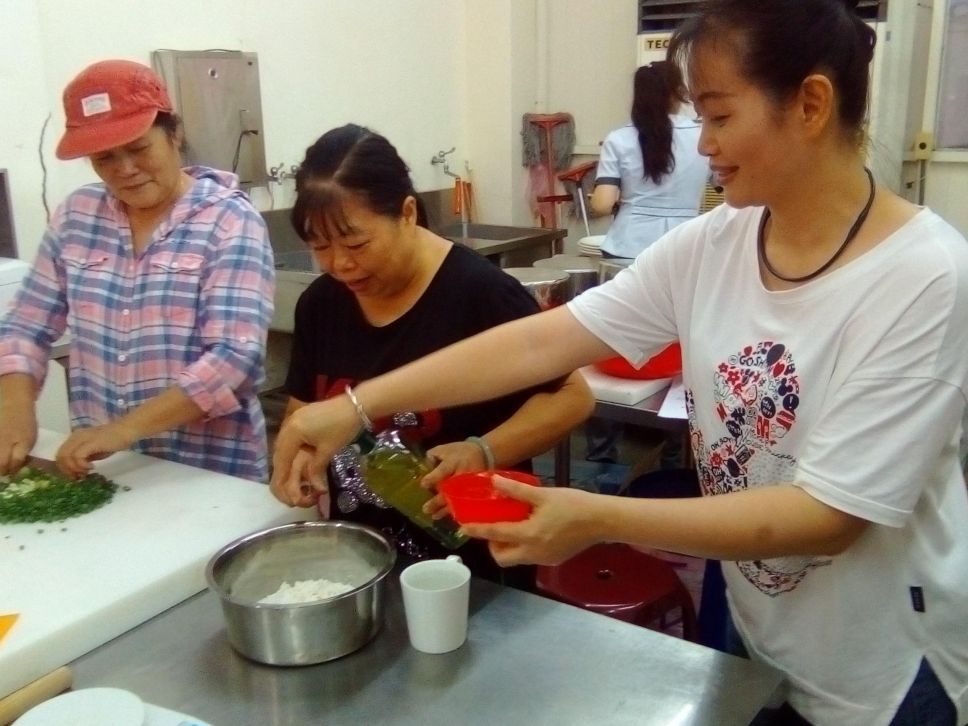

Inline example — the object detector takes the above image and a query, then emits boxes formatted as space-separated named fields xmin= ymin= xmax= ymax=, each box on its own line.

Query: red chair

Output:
xmin=557 ymin=160 xmax=599 ymax=238
xmin=536 ymin=542 xmax=699 ymax=641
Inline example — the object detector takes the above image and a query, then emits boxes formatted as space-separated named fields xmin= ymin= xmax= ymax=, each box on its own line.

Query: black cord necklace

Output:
xmin=758 ymin=167 xmax=876 ymax=283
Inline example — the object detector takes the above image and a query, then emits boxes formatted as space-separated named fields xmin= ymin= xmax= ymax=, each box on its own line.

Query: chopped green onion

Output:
xmin=0 ymin=467 xmax=118 ymax=524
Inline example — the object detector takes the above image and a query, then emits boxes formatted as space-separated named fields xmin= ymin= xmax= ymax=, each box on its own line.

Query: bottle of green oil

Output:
xmin=362 ymin=429 xmax=468 ymax=550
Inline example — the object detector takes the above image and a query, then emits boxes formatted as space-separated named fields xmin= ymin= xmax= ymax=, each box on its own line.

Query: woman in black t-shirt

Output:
xmin=271 ymin=124 xmax=593 ymax=586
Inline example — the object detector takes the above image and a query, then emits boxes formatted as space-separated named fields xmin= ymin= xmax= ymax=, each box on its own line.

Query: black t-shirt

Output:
xmin=286 ymin=244 xmax=545 ymax=585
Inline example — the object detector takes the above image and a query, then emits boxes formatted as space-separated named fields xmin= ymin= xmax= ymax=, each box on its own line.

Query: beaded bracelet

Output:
xmin=465 ymin=436 xmax=496 ymax=471
xmin=344 ymin=384 xmax=374 ymax=431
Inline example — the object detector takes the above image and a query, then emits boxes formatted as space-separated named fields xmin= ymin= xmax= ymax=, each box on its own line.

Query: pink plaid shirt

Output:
xmin=0 ymin=167 xmax=274 ymax=481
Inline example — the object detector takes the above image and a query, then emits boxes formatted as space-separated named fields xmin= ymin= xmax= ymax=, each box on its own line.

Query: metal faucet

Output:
xmin=432 ymin=148 xmax=462 ymax=179
xmin=431 ymin=148 xmax=456 ymax=168
xmin=432 ymin=148 xmax=469 ymax=237
xmin=268 ymin=163 xmax=298 ymax=182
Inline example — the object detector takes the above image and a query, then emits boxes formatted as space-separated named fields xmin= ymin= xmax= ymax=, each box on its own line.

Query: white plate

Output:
xmin=15 ymin=687 xmax=145 ymax=726
xmin=145 ymin=702 xmax=213 ymax=726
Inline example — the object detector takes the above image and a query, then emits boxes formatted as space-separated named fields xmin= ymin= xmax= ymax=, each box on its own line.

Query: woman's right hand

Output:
xmin=269 ymin=445 xmax=329 ymax=508
xmin=269 ymin=396 xmax=361 ymax=506
xmin=460 ymin=476 xmax=602 ymax=567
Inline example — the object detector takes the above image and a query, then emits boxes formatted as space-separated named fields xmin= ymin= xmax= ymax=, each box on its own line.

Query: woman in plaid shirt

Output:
xmin=0 ymin=60 xmax=274 ymax=482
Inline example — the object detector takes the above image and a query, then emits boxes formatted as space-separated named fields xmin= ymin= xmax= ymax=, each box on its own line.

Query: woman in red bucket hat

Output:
xmin=0 ymin=59 xmax=275 ymax=482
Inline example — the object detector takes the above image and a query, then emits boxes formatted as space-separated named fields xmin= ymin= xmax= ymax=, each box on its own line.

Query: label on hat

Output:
xmin=81 ymin=92 xmax=112 ymax=117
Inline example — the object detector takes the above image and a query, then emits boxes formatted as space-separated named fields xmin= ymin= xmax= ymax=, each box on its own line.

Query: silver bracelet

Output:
xmin=466 ymin=436 xmax=496 ymax=471
xmin=344 ymin=385 xmax=374 ymax=431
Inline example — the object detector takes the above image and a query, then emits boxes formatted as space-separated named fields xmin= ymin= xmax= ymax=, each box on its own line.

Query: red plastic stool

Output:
xmin=536 ymin=543 xmax=699 ymax=641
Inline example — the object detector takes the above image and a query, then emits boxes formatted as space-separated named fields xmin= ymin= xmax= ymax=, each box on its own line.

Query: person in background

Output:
xmin=269 ymin=1 xmax=968 ymax=723
xmin=0 ymin=60 xmax=274 ymax=482
xmin=269 ymin=124 xmax=593 ymax=587
xmin=590 ymin=60 xmax=708 ymax=260
xmin=584 ymin=60 xmax=708 ymax=464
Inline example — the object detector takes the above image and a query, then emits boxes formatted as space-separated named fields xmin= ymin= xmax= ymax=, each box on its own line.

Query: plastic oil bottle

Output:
xmin=362 ymin=429 xmax=468 ymax=550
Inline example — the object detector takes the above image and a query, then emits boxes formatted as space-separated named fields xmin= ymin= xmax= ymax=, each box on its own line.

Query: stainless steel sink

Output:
xmin=436 ymin=223 xmax=565 ymax=266
xmin=260 ymin=210 xmax=319 ymax=332
xmin=273 ymin=249 xmax=315 ymax=272
xmin=261 ymin=210 xmax=567 ymax=331
xmin=437 ymin=223 xmax=534 ymax=241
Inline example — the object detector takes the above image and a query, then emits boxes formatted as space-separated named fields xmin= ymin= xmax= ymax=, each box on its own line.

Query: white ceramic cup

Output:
xmin=399 ymin=554 xmax=471 ymax=654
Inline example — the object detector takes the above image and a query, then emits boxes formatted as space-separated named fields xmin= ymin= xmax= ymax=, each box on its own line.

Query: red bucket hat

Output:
xmin=55 ymin=59 xmax=173 ymax=160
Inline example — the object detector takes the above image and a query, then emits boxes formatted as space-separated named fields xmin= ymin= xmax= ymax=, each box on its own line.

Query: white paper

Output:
xmin=657 ymin=376 xmax=687 ymax=420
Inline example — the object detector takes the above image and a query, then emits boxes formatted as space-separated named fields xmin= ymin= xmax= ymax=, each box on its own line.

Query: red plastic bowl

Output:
xmin=595 ymin=342 xmax=682 ymax=380
xmin=438 ymin=470 xmax=539 ymax=524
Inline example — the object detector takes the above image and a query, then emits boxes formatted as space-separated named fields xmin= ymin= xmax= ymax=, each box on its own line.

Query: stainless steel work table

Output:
xmin=72 ymin=575 xmax=780 ymax=725
xmin=438 ymin=223 xmax=567 ymax=267
xmin=555 ymin=388 xmax=690 ymax=486
xmin=593 ymin=389 xmax=688 ymax=433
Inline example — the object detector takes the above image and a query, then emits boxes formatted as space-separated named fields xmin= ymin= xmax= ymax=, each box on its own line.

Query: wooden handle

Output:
xmin=0 ymin=667 xmax=73 ymax=725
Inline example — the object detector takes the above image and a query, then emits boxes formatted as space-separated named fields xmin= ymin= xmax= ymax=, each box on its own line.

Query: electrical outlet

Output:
xmin=912 ymin=131 xmax=934 ymax=161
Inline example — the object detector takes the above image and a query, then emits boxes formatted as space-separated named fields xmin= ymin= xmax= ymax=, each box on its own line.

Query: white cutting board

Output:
xmin=0 ymin=429 xmax=313 ymax=700
xmin=580 ymin=366 xmax=672 ymax=406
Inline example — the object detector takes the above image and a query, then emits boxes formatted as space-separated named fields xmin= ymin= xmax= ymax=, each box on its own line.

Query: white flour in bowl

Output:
xmin=258 ymin=578 xmax=354 ymax=605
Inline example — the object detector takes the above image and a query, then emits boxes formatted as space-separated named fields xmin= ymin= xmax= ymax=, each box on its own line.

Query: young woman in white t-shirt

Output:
xmin=271 ymin=1 xmax=968 ymax=723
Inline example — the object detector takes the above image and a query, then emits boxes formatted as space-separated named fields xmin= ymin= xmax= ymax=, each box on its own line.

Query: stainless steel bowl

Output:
xmin=502 ymin=267 xmax=571 ymax=309
xmin=597 ymin=257 xmax=635 ymax=284
xmin=206 ymin=521 xmax=396 ymax=665
xmin=533 ymin=255 xmax=600 ymax=298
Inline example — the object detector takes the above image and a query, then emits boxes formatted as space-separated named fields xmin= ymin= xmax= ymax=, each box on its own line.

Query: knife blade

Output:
xmin=24 ymin=456 xmax=62 ymax=476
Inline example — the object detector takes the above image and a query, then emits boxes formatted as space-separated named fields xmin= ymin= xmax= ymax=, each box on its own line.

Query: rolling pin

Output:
xmin=0 ymin=667 xmax=73 ymax=725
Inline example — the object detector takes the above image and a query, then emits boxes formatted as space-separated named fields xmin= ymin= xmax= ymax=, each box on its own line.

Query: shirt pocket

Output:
xmin=61 ymin=245 xmax=112 ymax=324
xmin=146 ymin=251 xmax=206 ymax=327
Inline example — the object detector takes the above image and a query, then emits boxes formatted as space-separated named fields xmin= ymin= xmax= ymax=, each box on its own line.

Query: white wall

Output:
xmin=464 ymin=1 xmax=518 ymax=226
xmin=4 ymin=0 xmax=960 ymax=262
xmin=0 ymin=1 xmax=53 ymax=265
xmin=922 ymin=162 xmax=968 ymax=234
xmin=867 ymin=2 xmax=935 ymax=192
xmin=545 ymin=0 xmax=638 ymax=153
xmin=462 ymin=0 xmax=636 ymax=243
xmin=541 ymin=0 xmax=638 ymax=247
xmin=2 ymin=0 xmax=467 ymax=263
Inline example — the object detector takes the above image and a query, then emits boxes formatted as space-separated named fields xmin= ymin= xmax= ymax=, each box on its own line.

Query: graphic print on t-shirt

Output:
xmin=688 ymin=341 xmax=829 ymax=597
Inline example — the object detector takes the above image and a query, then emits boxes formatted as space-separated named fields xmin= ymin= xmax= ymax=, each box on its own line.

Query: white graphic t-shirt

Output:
xmin=569 ymin=204 xmax=968 ymax=726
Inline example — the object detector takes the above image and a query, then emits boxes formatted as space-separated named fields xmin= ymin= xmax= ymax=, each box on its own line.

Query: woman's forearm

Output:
xmin=272 ymin=308 xmax=610 ymax=501
xmin=590 ymin=185 xmax=620 ymax=217
xmin=587 ymin=484 xmax=869 ymax=560
xmin=0 ymin=373 xmax=39 ymax=411
xmin=484 ymin=370 xmax=595 ymax=468
xmin=356 ymin=307 xmax=608 ymax=421
xmin=114 ymin=386 xmax=204 ymax=442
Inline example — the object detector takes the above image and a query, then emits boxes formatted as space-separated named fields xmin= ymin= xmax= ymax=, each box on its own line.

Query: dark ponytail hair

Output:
xmin=669 ymin=0 xmax=875 ymax=144
xmin=631 ymin=61 xmax=685 ymax=184
xmin=291 ymin=123 xmax=428 ymax=242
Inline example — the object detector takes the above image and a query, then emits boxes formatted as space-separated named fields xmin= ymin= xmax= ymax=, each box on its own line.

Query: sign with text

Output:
xmin=637 ymin=32 xmax=672 ymax=67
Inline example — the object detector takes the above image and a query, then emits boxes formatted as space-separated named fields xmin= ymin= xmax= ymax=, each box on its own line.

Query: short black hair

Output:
xmin=290 ymin=124 xmax=428 ymax=242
